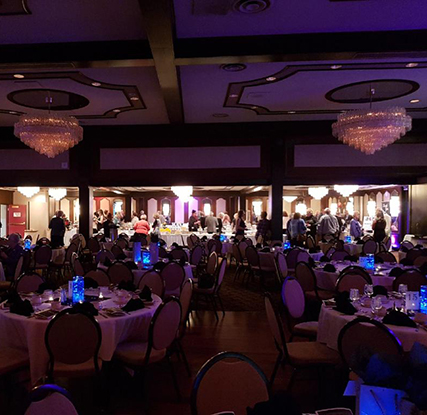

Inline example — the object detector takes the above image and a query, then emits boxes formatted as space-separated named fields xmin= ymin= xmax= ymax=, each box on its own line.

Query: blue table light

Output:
xmin=133 ymin=242 xmax=142 ymax=263
xmin=72 ymin=276 xmax=84 ymax=304
xmin=283 ymin=241 xmax=291 ymax=250
xmin=142 ymin=250 xmax=151 ymax=267
xmin=421 ymin=286 xmax=427 ymax=313
xmin=360 ymin=254 xmax=375 ymax=270
xmin=344 ymin=235 xmax=352 ymax=243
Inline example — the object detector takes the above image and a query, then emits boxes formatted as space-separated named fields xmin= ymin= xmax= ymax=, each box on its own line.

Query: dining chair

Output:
xmin=362 ymin=239 xmax=378 ymax=255
xmin=161 ymin=262 xmax=186 ymax=293
xmin=111 ymin=244 xmax=124 ymax=259
xmin=139 ymin=270 xmax=165 ymax=298
xmin=115 ymin=238 xmax=128 ymax=250
xmin=238 ymin=241 xmax=249 ymax=260
xmin=206 ymin=251 xmax=218 ymax=275
xmin=400 ymin=240 xmax=414 ymax=250
xmin=232 ymin=244 xmax=247 ymax=283
xmin=414 ymin=255 xmax=427 ymax=268
xmin=24 ymin=384 xmax=78 ymax=415
xmin=84 ymin=269 xmax=110 ymax=286
xmin=45 ymin=309 xmax=102 ymax=382
xmin=208 ymin=239 xmax=222 ymax=255
xmin=306 ymin=235 xmax=316 ymax=250
xmin=295 ymin=262 xmax=333 ymax=302
xmin=187 ymin=235 xmax=195 ymax=250
xmin=159 ymin=246 xmax=168 ymax=258
xmin=406 ymin=248 xmax=425 ymax=263
xmin=338 ymin=317 xmax=403 ymax=377
xmin=107 ymin=261 xmax=133 ymax=285
xmin=335 ymin=272 xmax=372 ymax=293
xmin=15 ymin=272 xmax=45 ymax=293
xmin=191 ymin=351 xmax=270 ymax=415
xmin=170 ymin=248 xmax=189 ymax=262
xmin=374 ymin=251 xmax=396 ymax=264
xmin=113 ymin=297 xmax=182 ymax=400
xmin=87 ymin=237 xmax=101 ymax=255
xmin=264 ymin=293 xmax=340 ymax=388
xmin=330 ymin=250 xmax=350 ymax=261
xmin=63 ymin=243 xmax=79 ymax=276
xmin=33 ymin=245 xmax=53 ymax=277
xmin=95 ymin=249 xmax=115 ymax=264
xmin=281 ymin=277 xmax=318 ymax=341
xmin=71 ymin=253 xmax=84 ymax=277
xmin=286 ymin=248 xmax=304 ymax=274
xmin=193 ymin=258 xmax=227 ymax=320
xmin=276 ymin=252 xmax=288 ymax=280
xmin=392 ymin=269 xmax=427 ymax=291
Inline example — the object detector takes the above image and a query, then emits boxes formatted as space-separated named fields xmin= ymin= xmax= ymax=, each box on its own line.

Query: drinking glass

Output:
xmin=371 ymin=296 xmax=382 ymax=316
xmin=349 ymin=288 xmax=360 ymax=302
xmin=364 ymin=284 xmax=374 ymax=297
xmin=398 ymin=284 xmax=408 ymax=296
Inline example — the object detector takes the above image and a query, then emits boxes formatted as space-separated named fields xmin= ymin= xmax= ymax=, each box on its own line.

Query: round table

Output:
xmin=344 ymin=243 xmax=363 ymax=256
xmin=317 ymin=303 xmax=427 ymax=352
xmin=0 ymin=293 xmax=162 ymax=384
xmin=314 ymin=261 xmax=400 ymax=291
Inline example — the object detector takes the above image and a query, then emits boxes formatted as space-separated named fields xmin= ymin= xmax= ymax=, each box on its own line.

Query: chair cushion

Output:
xmin=0 ymin=347 xmax=29 ymax=376
xmin=114 ymin=341 xmax=166 ymax=367
xmin=53 ymin=358 xmax=102 ymax=378
xmin=287 ymin=342 xmax=341 ymax=367
xmin=292 ymin=321 xmax=318 ymax=337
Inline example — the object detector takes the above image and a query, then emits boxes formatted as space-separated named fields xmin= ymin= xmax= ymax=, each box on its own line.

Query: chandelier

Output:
xmin=283 ymin=196 xmax=297 ymax=203
xmin=171 ymin=186 xmax=193 ymax=202
xmin=334 ymin=185 xmax=359 ymax=197
xmin=308 ymin=187 xmax=328 ymax=200
xmin=17 ymin=186 xmax=40 ymax=198
xmin=14 ymin=113 xmax=83 ymax=158
xmin=48 ymin=188 xmax=67 ymax=201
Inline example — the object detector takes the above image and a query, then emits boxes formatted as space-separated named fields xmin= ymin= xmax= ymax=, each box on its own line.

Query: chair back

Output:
xmin=107 ymin=261 xmax=133 ymax=284
xmin=34 ymin=245 xmax=52 ymax=265
xmin=178 ymin=279 xmax=193 ymax=337
xmin=286 ymin=248 xmax=303 ymax=269
xmin=306 ymin=235 xmax=315 ymax=249
xmin=95 ymin=249 xmax=115 ymax=264
xmin=238 ymin=241 xmax=249 ymax=259
xmin=115 ymin=238 xmax=128 ymax=250
xmin=245 ymin=238 xmax=253 ymax=246
xmin=87 ymin=237 xmax=100 ymax=254
xmin=232 ymin=244 xmax=243 ymax=264
xmin=338 ymin=317 xmax=403 ymax=377
xmin=16 ymin=272 xmax=44 ymax=293
xmin=25 ymin=384 xmax=78 ymax=415
xmin=335 ymin=240 xmax=345 ymax=251
xmin=170 ymin=248 xmax=189 ymax=262
xmin=45 ymin=309 xmax=102 ymax=377
xmin=374 ymin=252 xmax=396 ymax=264
xmin=22 ymin=249 xmax=32 ymax=273
xmin=325 ymin=247 xmax=336 ymax=258
xmin=276 ymin=252 xmax=288 ymax=279
xmin=139 ymin=270 xmax=165 ymax=298
xmin=296 ymin=250 xmax=310 ymax=264
xmin=161 ymin=262 xmax=186 ymax=292
xmin=14 ymin=255 xmax=25 ymax=281
xmin=281 ymin=277 xmax=305 ymax=319
xmin=111 ymin=244 xmax=124 ymax=259
xmin=187 ymin=235 xmax=195 ymax=249
xmin=84 ymin=269 xmax=110 ymax=286
xmin=401 ymin=240 xmax=414 ymax=250
xmin=414 ymin=255 xmax=427 ymax=268
xmin=264 ymin=293 xmax=287 ymax=356
xmin=331 ymin=250 xmax=350 ymax=261
xmin=362 ymin=239 xmax=378 ymax=255
xmin=65 ymin=243 xmax=79 ymax=263
xmin=209 ymin=239 xmax=222 ymax=255
xmin=191 ymin=351 xmax=269 ymax=415
xmin=71 ymin=253 xmax=84 ymax=276
xmin=245 ymin=246 xmax=260 ymax=267
xmin=214 ymin=258 xmax=227 ymax=294
xmin=392 ymin=269 xmax=427 ymax=291
xmin=340 ymin=266 xmax=371 ymax=279
xmin=190 ymin=245 xmax=203 ymax=266
xmin=270 ymin=240 xmax=283 ymax=248
xmin=159 ymin=246 xmax=168 ymax=258
xmin=384 ymin=237 xmax=392 ymax=251
xmin=151 ymin=297 xmax=181 ymax=352
xmin=406 ymin=248 xmax=424 ymax=263
xmin=206 ymin=252 xmax=218 ymax=275
xmin=295 ymin=262 xmax=317 ymax=292
xmin=336 ymin=273 xmax=372 ymax=293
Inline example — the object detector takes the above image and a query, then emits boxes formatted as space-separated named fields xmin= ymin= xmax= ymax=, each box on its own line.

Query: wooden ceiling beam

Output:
xmin=138 ymin=0 xmax=184 ymax=124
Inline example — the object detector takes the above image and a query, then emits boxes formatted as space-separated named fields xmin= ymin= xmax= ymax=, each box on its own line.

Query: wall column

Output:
xmin=269 ymin=138 xmax=285 ymax=241
xmin=124 ymin=195 xmax=132 ymax=221
xmin=78 ymin=183 xmax=93 ymax=240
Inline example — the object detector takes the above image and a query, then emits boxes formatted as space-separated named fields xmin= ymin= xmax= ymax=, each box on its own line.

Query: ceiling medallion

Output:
xmin=332 ymin=88 xmax=411 ymax=155
xmin=14 ymin=93 xmax=83 ymax=158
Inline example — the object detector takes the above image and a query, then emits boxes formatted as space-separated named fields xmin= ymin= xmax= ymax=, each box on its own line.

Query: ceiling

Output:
xmin=0 ymin=1 xmax=426 ymax=127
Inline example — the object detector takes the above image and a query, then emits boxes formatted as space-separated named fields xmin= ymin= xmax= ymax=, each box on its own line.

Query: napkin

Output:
xmin=139 ymin=285 xmax=152 ymax=301
xmin=344 ymin=255 xmax=358 ymax=262
xmin=103 ymin=257 xmax=112 ymax=267
xmin=400 ymin=258 xmax=413 ymax=266
xmin=37 ymin=281 xmax=58 ymax=294
xmin=319 ymin=255 xmax=331 ymax=263
xmin=71 ymin=301 xmax=98 ymax=316
xmin=383 ymin=310 xmax=416 ymax=328
xmin=10 ymin=298 xmax=34 ymax=316
xmin=260 ymin=247 xmax=270 ymax=252
xmin=308 ymin=248 xmax=318 ymax=254
xmin=373 ymin=285 xmax=388 ymax=297
xmin=171 ymin=242 xmax=179 ymax=248
xmin=116 ymin=253 xmax=127 ymax=261
xmin=125 ymin=261 xmax=138 ymax=270
xmin=323 ymin=264 xmax=336 ymax=273
xmin=153 ymin=261 xmax=167 ymax=272
xmin=246 ymin=391 xmax=301 ymax=415
xmin=333 ymin=291 xmax=357 ymax=315
xmin=122 ymin=298 xmax=145 ymax=312
xmin=389 ymin=267 xmax=405 ymax=278
xmin=84 ymin=277 xmax=99 ymax=289
xmin=356 ymin=239 xmax=364 ymax=245
xmin=374 ymin=256 xmax=384 ymax=264
xmin=117 ymin=280 xmax=136 ymax=292
xmin=307 ymin=257 xmax=316 ymax=268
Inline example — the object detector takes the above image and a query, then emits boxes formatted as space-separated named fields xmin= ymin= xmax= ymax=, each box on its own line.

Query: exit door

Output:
xmin=8 ymin=205 xmax=27 ymax=237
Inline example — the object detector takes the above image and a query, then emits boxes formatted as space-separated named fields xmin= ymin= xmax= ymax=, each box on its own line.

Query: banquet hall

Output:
xmin=2 ymin=1 xmax=427 ymax=415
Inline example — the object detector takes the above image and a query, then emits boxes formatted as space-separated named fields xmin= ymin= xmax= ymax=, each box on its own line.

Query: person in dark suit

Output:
xmin=49 ymin=210 xmax=66 ymax=248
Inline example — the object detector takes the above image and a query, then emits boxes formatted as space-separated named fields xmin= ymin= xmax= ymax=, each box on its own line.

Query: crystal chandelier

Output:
xmin=17 ymin=186 xmax=40 ymax=198
xmin=283 ymin=196 xmax=297 ymax=203
xmin=14 ymin=114 xmax=83 ymax=158
xmin=48 ymin=188 xmax=67 ymax=201
xmin=331 ymin=87 xmax=411 ymax=155
xmin=171 ymin=186 xmax=193 ymax=202
xmin=308 ymin=187 xmax=328 ymax=200
xmin=334 ymin=185 xmax=359 ymax=197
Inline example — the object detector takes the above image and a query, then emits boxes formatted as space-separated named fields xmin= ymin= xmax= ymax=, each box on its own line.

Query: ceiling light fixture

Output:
xmin=13 ymin=74 xmax=25 ymax=79
xmin=308 ymin=187 xmax=329 ymax=200
xmin=283 ymin=196 xmax=297 ymax=203
xmin=253 ymin=186 xmax=263 ymax=192
xmin=48 ymin=188 xmax=67 ymax=201
xmin=332 ymin=87 xmax=411 ymax=155
xmin=331 ymin=65 xmax=342 ymax=70
xmin=130 ymin=97 xmax=139 ymax=101
xmin=113 ymin=109 xmax=121 ymax=113
xmin=171 ymin=186 xmax=193 ymax=203
xmin=91 ymin=82 xmax=101 ymax=87
xmin=406 ymin=63 xmax=419 ymax=68
xmin=288 ymin=111 xmax=296 ymax=114
xmin=410 ymin=99 xmax=420 ymax=103
xmin=221 ymin=63 xmax=247 ymax=72
xmin=334 ymin=185 xmax=359 ymax=197
xmin=17 ymin=186 xmax=40 ymax=198
xmin=266 ymin=76 xmax=276 ymax=81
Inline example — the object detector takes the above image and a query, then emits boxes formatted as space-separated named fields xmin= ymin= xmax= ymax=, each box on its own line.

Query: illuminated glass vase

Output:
xmin=72 ymin=276 xmax=85 ymax=304
xmin=420 ymin=286 xmax=427 ymax=313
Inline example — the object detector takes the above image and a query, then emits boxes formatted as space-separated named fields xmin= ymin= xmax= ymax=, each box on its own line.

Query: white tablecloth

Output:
xmin=317 ymin=304 xmax=427 ymax=352
xmin=0 ymin=294 xmax=161 ymax=384
xmin=344 ymin=243 xmax=363 ymax=256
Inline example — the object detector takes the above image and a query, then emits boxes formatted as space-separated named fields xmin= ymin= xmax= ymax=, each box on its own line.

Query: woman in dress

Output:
xmin=235 ymin=210 xmax=246 ymax=236
xmin=372 ymin=210 xmax=386 ymax=243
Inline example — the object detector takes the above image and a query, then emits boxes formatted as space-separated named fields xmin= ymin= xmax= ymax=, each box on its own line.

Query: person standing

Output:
xmin=134 ymin=214 xmax=150 ymax=235
xmin=382 ymin=209 xmax=392 ymax=237
xmin=317 ymin=208 xmax=339 ymax=240
xmin=0 ymin=233 xmax=23 ymax=280
xmin=235 ymin=210 xmax=246 ymax=236
xmin=304 ymin=209 xmax=317 ymax=238
xmin=288 ymin=212 xmax=307 ymax=246
xmin=188 ymin=210 xmax=200 ymax=232
xmin=49 ymin=210 xmax=66 ymax=248
xmin=372 ymin=210 xmax=386 ymax=243
xmin=350 ymin=211 xmax=363 ymax=240
xmin=205 ymin=212 xmax=218 ymax=234
xmin=256 ymin=211 xmax=271 ymax=243
xmin=131 ymin=211 xmax=139 ymax=227
xmin=103 ymin=213 xmax=116 ymax=239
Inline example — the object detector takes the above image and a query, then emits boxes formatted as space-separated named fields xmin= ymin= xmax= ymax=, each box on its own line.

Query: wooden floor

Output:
xmin=7 ymin=309 xmax=351 ymax=415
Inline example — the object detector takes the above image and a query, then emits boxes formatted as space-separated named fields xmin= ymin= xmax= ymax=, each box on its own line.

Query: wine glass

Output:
xmin=398 ymin=284 xmax=408 ymax=296
xmin=350 ymin=288 xmax=360 ymax=302
xmin=371 ymin=296 xmax=382 ymax=318
xmin=364 ymin=284 xmax=374 ymax=297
